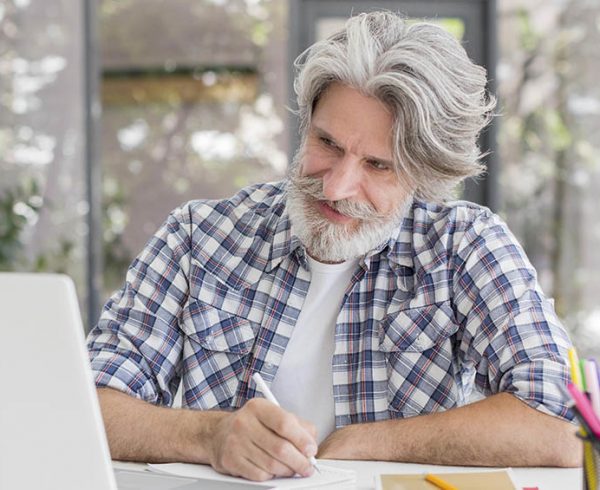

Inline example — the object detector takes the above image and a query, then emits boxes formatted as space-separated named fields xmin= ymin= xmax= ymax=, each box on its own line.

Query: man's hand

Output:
xmin=206 ymin=398 xmax=318 ymax=481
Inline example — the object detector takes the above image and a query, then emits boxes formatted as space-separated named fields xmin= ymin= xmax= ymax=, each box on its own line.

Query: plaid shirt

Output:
xmin=88 ymin=181 xmax=573 ymax=426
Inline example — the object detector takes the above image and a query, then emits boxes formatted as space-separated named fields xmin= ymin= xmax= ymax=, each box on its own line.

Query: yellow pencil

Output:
xmin=584 ymin=441 xmax=597 ymax=490
xmin=568 ymin=347 xmax=583 ymax=390
xmin=425 ymin=473 xmax=459 ymax=490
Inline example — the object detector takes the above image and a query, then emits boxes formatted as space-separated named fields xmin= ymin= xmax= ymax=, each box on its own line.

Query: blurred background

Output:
xmin=1 ymin=0 xmax=599 ymax=357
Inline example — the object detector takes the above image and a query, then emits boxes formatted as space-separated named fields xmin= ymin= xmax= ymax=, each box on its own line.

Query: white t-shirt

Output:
xmin=270 ymin=255 xmax=359 ymax=443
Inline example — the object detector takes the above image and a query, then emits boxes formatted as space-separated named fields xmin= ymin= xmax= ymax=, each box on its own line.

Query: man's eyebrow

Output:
xmin=311 ymin=125 xmax=394 ymax=166
xmin=312 ymin=126 xmax=338 ymax=144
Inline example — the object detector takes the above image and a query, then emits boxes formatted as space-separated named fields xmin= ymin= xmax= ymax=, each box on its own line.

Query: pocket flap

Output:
xmin=180 ymin=301 xmax=257 ymax=354
xmin=378 ymin=301 xmax=456 ymax=352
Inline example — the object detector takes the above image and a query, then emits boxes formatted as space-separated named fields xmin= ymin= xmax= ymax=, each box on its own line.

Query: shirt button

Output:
xmin=264 ymin=362 xmax=275 ymax=371
xmin=205 ymin=334 xmax=214 ymax=343
xmin=413 ymin=335 xmax=426 ymax=349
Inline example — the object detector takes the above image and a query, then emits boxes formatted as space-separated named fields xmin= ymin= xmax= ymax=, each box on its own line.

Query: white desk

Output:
xmin=113 ymin=459 xmax=582 ymax=489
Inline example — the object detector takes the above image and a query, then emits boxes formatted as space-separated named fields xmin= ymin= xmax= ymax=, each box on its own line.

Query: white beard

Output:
xmin=286 ymin=163 xmax=411 ymax=263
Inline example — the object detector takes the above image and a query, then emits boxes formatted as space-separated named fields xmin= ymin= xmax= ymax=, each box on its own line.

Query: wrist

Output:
xmin=174 ymin=409 xmax=228 ymax=464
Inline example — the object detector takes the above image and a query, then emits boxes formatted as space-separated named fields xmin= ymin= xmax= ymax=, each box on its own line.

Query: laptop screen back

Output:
xmin=0 ymin=273 xmax=117 ymax=490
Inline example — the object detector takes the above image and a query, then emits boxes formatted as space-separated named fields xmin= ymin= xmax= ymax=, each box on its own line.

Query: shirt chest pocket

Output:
xmin=378 ymin=301 xmax=457 ymax=353
xmin=180 ymin=301 xmax=257 ymax=355
xmin=378 ymin=301 xmax=459 ymax=416
xmin=178 ymin=301 xmax=258 ymax=410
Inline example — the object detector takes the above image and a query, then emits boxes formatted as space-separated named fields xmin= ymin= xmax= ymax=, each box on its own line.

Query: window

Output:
xmin=99 ymin=0 xmax=290 ymax=307
xmin=0 ymin=0 xmax=88 ymax=320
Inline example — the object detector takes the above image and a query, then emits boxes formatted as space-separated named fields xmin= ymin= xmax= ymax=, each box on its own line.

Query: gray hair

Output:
xmin=293 ymin=11 xmax=496 ymax=202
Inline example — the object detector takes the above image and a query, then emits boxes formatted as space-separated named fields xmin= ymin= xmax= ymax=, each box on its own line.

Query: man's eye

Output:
xmin=320 ymin=137 xmax=337 ymax=148
xmin=369 ymin=160 xmax=391 ymax=171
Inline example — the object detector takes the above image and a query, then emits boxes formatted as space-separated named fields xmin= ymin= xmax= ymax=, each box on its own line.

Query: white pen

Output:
xmin=251 ymin=372 xmax=321 ymax=474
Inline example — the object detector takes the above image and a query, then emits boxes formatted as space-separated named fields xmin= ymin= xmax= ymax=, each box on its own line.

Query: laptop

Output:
xmin=0 ymin=273 xmax=273 ymax=490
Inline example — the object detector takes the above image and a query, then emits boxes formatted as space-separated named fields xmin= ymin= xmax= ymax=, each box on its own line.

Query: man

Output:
xmin=88 ymin=11 xmax=580 ymax=482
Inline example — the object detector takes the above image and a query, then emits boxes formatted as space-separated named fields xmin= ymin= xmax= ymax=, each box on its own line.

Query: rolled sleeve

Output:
xmin=491 ymin=301 xmax=573 ymax=419
xmin=452 ymin=211 xmax=574 ymax=421
xmin=87 ymin=204 xmax=192 ymax=406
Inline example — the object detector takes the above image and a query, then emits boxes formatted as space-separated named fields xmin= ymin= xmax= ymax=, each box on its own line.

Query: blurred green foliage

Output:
xmin=102 ymin=177 xmax=133 ymax=294
xmin=0 ymin=180 xmax=42 ymax=270
xmin=0 ymin=180 xmax=74 ymax=273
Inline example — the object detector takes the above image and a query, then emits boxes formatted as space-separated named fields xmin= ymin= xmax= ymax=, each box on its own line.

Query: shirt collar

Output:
xmin=266 ymin=200 xmax=306 ymax=273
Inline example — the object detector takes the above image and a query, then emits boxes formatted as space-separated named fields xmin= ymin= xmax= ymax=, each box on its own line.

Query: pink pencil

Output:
xmin=567 ymin=382 xmax=600 ymax=438
xmin=584 ymin=360 xmax=600 ymax=418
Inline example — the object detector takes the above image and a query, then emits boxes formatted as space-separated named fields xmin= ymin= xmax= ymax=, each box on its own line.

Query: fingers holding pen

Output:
xmin=206 ymin=397 xmax=317 ymax=481
xmin=247 ymin=398 xmax=317 ymax=477
xmin=251 ymin=373 xmax=319 ymax=467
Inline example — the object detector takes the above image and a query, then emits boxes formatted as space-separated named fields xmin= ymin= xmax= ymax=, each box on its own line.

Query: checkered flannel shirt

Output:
xmin=88 ymin=181 xmax=573 ymax=426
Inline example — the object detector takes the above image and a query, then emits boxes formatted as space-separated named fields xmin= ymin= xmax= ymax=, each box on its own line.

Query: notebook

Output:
xmin=376 ymin=469 xmax=517 ymax=490
xmin=0 ymin=273 xmax=274 ymax=490
xmin=149 ymin=462 xmax=356 ymax=489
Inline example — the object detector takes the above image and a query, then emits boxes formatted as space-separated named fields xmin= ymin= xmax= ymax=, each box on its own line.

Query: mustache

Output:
xmin=289 ymin=173 xmax=386 ymax=221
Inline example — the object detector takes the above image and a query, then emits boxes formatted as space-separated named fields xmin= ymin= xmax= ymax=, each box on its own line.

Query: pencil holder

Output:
xmin=583 ymin=439 xmax=600 ymax=490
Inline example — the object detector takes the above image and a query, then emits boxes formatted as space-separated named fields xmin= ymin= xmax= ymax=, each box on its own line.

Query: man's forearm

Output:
xmin=97 ymin=387 xmax=319 ymax=481
xmin=97 ymin=387 xmax=223 ymax=463
xmin=318 ymin=393 xmax=581 ymax=467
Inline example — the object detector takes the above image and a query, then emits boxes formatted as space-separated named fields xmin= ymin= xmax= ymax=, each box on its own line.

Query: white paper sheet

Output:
xmin=147 ymin=462 xmax=356 ymax=489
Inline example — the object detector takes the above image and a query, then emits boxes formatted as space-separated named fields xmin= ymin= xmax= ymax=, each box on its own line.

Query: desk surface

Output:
xmin=113 ymin=459 xmax=582 ymax=489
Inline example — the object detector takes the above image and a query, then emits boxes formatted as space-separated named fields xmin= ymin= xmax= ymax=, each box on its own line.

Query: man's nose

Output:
xmin=321 ymin=158 xmax=362 ymax=202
